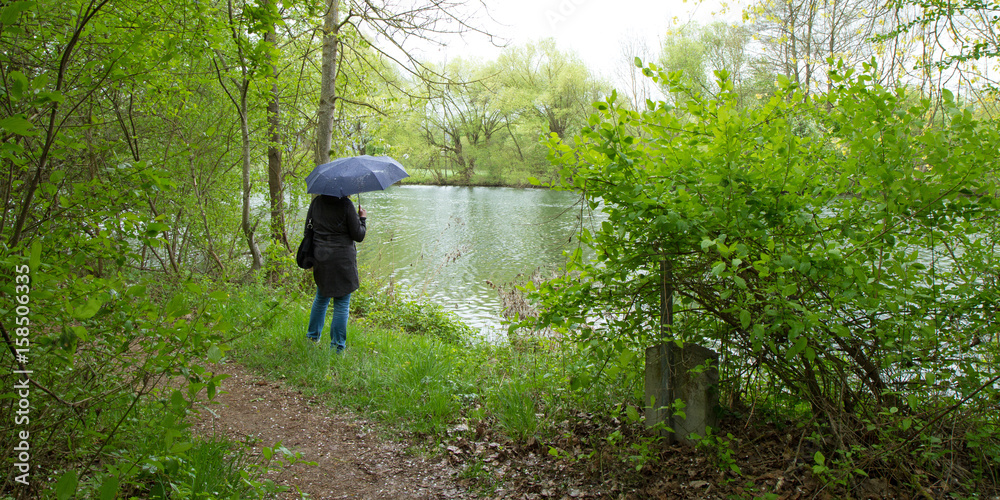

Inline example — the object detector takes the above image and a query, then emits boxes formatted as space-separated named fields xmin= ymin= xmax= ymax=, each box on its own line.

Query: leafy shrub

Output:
xmin=524 ymin=61 xmax=1000 ymax=492
xmin=0 ymin=242 xmax=278 ymax=498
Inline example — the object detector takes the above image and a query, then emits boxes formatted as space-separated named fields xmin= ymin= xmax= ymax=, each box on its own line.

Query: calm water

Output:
xmin=354 ymin=185 xmax=604 ymax=334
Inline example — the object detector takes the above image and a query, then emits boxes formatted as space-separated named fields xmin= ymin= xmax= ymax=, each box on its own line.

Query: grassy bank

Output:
xmin=398 ymin=168 xmax=552 ymax=189
xmin=225 ymin=279 xmax=637 ymax=443
xmin=221 ymin=278 xmax=662 ymax=496
xmin=220 ymin=273 xmax=1000 ymax=499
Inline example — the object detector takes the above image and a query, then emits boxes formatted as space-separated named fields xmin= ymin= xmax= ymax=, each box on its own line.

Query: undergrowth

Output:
xmin=223 ymin=277 xmax=641 ymax=444
xmin=219 ymin=276 xmax=1000 ymax=499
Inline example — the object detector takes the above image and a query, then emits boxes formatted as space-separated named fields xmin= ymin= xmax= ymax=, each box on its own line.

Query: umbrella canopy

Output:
xmin=306 ymin=155 xmax=409 ymax=198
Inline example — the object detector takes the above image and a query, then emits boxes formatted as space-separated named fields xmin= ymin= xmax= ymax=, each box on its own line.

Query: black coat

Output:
xmin=305 ymin=195 xmax=366 ymax=298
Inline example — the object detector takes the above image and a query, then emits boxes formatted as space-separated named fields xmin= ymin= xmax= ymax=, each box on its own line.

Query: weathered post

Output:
xmin=645 ymin=258 xmax=719 ymax=444
xmin=644 ymin=342 xmax=719 ymax=444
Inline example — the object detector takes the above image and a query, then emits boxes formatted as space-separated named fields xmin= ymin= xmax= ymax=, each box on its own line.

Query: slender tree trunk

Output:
xmin=315 ymin=0 xmax=341 ymax=166
xmin=265 ymin=0 xmax=288 ymax=250
xmin=804 ymin=0 xmax=815 ymax=95
xmin=240 ymin=83 xmax=264 ymax=271
xmin=660 ymin=258 xmax=674 ymax=341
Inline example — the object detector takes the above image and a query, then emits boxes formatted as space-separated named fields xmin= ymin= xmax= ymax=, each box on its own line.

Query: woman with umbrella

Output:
xmin=304 ymin=194 xmax=366 ymax=352
xmin=302 ymin=155 xmax=408 ymax=352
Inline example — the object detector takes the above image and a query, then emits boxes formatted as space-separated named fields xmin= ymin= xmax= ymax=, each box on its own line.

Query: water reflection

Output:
xmin=355 ymin=185 xmax=604 ymax=333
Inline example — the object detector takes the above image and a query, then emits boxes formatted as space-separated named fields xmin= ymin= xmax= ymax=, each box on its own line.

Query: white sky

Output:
xmin=420 ymin=0 xmax=743 ymax=80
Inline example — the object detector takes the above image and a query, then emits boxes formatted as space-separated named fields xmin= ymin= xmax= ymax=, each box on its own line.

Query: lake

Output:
xmin=353 ymin=185 xmax=604 ymax=336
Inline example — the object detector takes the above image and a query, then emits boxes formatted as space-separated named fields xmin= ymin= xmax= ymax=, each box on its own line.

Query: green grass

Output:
xmin=231 ymin=301 xmax=469 ymax=436
xmin=69 ymin=403 xmax=284 ymax=500
xmin=221 ymin=283 xmax=640 ymax=444
xmin=136 ymin=437 xmax=264 ymax=500
xmin=490 ymin=380 xmax=539 ymax=441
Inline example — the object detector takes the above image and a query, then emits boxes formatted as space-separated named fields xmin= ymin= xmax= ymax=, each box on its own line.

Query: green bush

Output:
xmin=0 ymin=241 xmax=281 ymax=498
xmin=525 ymin=61 xmax=1000 ymax=492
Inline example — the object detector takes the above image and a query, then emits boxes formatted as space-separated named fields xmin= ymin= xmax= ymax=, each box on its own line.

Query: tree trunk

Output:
xmin=660 ymin=259 xmax=674 ymax=341
xmin=315 ymin=0 xmax=341 ymax=166
xmin=804 ymin=0 xmax=816 ymax=96
xmin=265 ymin=0 xmax=288 ymax=250
xmin=240 ymin=84 xmax=264 ymax=271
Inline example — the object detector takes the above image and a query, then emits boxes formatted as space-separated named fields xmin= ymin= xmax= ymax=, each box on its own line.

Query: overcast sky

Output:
xmin=417 ymin=0 xmax=744 ymax=80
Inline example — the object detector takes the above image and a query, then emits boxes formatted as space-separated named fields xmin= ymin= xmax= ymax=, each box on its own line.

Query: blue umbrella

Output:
xmin=305 ymin=155 xmax=409 ymax=198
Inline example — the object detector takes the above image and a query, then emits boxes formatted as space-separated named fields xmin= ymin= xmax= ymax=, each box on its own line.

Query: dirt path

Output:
xmin=189 ymin=361 xmax=471 ymax=500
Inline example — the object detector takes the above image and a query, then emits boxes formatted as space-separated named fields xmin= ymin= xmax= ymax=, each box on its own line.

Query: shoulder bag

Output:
xmin=295 ymin=217 xmax=315 ymax=269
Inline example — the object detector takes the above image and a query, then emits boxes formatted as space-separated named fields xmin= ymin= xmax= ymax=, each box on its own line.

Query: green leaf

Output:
xmin=787 ymin=335 xmax=807 ymax=359
xmin=55 ymin=470 xmax=78 ymax=500
xmin=170 ymin=441 xmax=193 ymax=453
xmin=98 ymin=475 xmax=119 ymax=500
xmin=9 ymin=71 xmax=28 ymax=99
xmin=813 ymin=451 xmax=825 ymax=466
xmin=711 ymin=262 xmax=726 ymax=276
xmin=0 ymin=115 xmax=36 ymax=136
xmin=0 ymin=1 xmax=34 ymax=25
xmin=145 ymin=222 xmax=170 ymax=236
xmin=804 ymin=347 xmax=816 ymax=362
xmin=626 ymin=405 xmax=640 ymax=422
xmin=739 ymin=309 xmax=751 ymax=329
xmin=164 ymin=294 xmax=186 ymax=318
xmin=33 ymin=90 xmax=64 ymax=105
xmin=28 ymin=239 xmax=41 ymax=269
xmin=570 ymin=374 xmax=592 ymax=391
xmin=70 ymin=325 xmax=89 ymax=341
xmin=73 ymin=298 xmax=103 ymax=320
xmin=207 ymin=345 xmax=223 ymax=363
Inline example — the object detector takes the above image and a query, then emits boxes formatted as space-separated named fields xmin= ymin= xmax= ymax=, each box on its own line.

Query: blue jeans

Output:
xmin=307 ymin=290 xmax=351 ymax=352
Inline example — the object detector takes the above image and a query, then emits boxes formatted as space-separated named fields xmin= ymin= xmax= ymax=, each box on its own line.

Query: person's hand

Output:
xmin=358 ymin=206 xmax=367 ymax=218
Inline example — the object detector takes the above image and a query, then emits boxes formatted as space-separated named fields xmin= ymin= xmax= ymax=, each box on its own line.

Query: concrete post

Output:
xmin=644 ymin=342 xmax=719 ymax=444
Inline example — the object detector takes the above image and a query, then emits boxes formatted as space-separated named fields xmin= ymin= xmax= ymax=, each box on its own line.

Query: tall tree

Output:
xmin=316 ymin=0 xmax=341 ymax=166
xmin=615 ymin=34 xmax=658 ymax=111
xmin=314 ymin=0 xmax=493 ymax=166
xmin=659 ymin=22 xmax=761 ymax=107
xmin=496 ymin=39 xmax=608 ymax=141
xmin=415 ymin=59 xmax=507 ymax=183
xmin=747 ymin=0 xmax=881 ymax=93
xmin=212 ymin=0 xmax=274 ymax=271
xmin=264 ymin=0 xmax=288 ymax=250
